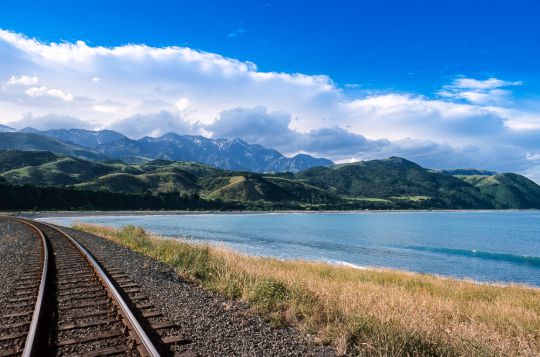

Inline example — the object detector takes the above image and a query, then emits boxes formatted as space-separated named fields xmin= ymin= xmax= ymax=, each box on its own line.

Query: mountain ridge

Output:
xmin=0 ymin=124 xmax=16 ymax=132
xmin=7 ymin=128 xmax=333 ymax=173
xmin=20 ymin=127 xmax=128 ymax=148
xmin=0 ymin=132 xmax=109 ymax=161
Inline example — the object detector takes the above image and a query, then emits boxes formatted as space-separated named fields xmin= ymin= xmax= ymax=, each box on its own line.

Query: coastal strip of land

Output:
xmin=53 ymin=224 xmax=335 ymax=356
xmin=71 ymin=223 xmax=540 ymax=356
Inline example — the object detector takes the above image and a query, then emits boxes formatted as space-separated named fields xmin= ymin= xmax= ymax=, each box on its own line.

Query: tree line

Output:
xmin=0 ymin=182 xmax=445 ymax=211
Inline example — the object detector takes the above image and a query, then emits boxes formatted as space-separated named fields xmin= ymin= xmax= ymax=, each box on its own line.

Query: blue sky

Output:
xmin=2 ymin=0 xmax=539 ymax=94
xmin=0 ymin=0 xmax=540 ymax=180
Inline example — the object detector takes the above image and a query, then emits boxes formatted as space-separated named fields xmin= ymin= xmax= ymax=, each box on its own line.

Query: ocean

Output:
xmin=40 ymin=211 xmax=540 ymax=286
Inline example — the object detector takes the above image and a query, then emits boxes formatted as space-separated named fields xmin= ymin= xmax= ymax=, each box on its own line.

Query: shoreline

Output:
xmin=28 ymin=210 xmax=540 ymax=289
xmin=7 ymin=207 xmax=540 ymax=219
xmin=155 ymin=235 xmax=540 ymax=290
xmin=69 ymin=223 xmax=540 ymax=355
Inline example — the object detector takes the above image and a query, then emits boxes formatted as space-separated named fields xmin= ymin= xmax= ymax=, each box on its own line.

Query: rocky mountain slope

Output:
xmin=5 ymin=129 xmax=333 ymax=173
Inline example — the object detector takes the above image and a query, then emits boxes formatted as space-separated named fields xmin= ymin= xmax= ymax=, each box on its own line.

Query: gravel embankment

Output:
xmin=0 ymin=219 xmax=40 ymax=307
xmin=61 ymin=225 xmax=336 ymax=357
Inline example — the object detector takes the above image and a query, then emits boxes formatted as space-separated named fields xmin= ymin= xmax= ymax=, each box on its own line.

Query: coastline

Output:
xmin=8 ymin=207 xmax=540 ymax=219
xmin=27 ymin=210 xmax=540 ymax=288
xmin=70 ymin=223 xmax=540 ymax=355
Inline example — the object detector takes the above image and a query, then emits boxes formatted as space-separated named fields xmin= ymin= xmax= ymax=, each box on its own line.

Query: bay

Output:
xmin=40 ymin=211 xmax=540 ymax=287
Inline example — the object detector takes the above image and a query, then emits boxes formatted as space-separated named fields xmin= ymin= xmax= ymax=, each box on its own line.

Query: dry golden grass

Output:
xmin=75 ymin=223 xmax=540 ymax=356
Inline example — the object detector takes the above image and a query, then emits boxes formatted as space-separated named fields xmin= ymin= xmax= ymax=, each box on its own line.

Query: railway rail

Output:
xmin=0 ymin=217 xmax=189 ymax=356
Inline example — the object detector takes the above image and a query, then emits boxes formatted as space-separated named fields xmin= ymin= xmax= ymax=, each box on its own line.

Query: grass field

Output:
xmin=75 ymin=223 xmax=540 ymax=356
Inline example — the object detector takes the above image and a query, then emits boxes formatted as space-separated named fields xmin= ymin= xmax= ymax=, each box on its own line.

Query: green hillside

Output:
xmin=205 ymin=175 xmax=287 ymax=201
xmin=295 ymin=157 xmax=494 ymax=209
xmin=1 ymin=150 xmax=539 ymax=209
xmin=0 ymin=150 xmax=60 ymax=171
xmin=75 ymin=171 xmax=200 ymax=194
xmin=458 ymin=173 xmax=540 ymax=208
xmin=1 ymin=157 xmax=118 ymax=186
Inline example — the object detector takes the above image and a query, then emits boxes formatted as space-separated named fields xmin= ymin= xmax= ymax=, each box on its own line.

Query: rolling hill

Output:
xmin=2 ymin=150 xmax=539 ymax=209
xmin=458 ymin=173 xmax=540 ymax=208
xmin=295 ymin=157 xmax=494 ymax=208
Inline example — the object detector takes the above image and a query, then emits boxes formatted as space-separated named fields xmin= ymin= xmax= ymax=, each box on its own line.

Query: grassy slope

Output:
xmin=2 ymin=151 xmax=540 ymax=208
xmin=0 ymin=150 xmax=60 ymax=171
xmin=296 ymin=157 xmax=493 ymax=209
xmin=75 ymin=170 xmax=200 ymax=194
xmin=1 ymin=157 xmax=118 ymax=186
xmin=459 ymin=173 xmax=540 ymax=208
xmin=75 ymin=224 xmax=540 ymax=356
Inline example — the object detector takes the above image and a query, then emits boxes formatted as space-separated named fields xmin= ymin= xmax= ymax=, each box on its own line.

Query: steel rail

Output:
xmin=34 ymin=220 xmax=161 ymax=357
xmin=0 ymin=216 xmax=49 ymax=357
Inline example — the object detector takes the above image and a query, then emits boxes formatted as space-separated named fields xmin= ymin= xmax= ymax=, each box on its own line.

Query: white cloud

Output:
xmin=0 ymin=29 xmax=540 ymax=181
xmin=5 ymin=75 xmax=39 ymax=86
xmin=438 ymin=77 xmax=523 ymax=105
xmin=175 ymin=97 xmax=190 ymax=111
xmin=25 ymin=86 xmax=74 ymax=102
xmin=109 ymin=111 xmax=195 ymax=138
xmin=8 ymin=113 xmax=94 ymax=130
xmin=451 ymin=77 xmax=522 ymax=90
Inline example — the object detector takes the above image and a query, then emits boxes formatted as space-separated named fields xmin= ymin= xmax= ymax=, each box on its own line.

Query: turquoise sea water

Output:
xmin=40 ymin=211 xmax=540 ymax=286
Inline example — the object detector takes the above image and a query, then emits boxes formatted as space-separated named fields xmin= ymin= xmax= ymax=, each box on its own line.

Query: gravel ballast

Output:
xmin=60 ymin=225 xmax=336 ymax=357
xmin=0 ymin=219 xmax=42 ymax=352
xmin=0 ymin=219 xmax=40 ymax=307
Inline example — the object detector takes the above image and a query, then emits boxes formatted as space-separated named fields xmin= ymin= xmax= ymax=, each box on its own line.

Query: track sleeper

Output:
xmin=0 ymin=331 xmax=27 ymax=342
xmin=1 ymin=310 xmax=33 ymax=318
xmin=142 ymin=311 xmax=162 ymax=318
xmin=57 ymin=330 xmax=124 ymax=346
xmin=63 ymin=309 xmax=114 ymax=320
xmin=63 ymin=345 xmax=130 ymax=357
xmin=58 ymin=317 xmax=117 ymax=331
xmin=161 ymin=334 xmax=191 ymax=345
xmin=0 ymin=347 xmax=24 ymax=357
xmin=0 ymin=321 xmax=30 ymax=330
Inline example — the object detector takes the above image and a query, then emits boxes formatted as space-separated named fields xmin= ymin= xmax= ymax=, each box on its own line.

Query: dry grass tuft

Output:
xmin=75 ymin=223 xmax=540 ymax=356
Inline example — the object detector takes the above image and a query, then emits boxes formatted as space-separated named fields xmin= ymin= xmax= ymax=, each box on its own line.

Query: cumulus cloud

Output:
xmin=8 ymin=113 xmax=94 ymax=130
xmin=203 ymin=104 xmax=540 ymax=181
xmin=0 ymin=29 xmax=539 ymax=181
xmin=208 ymin=106 xmax=394 ymax=161
xmin=300 ymin=127 xmax=389 ymax=158
xmin=175 ymin=97 xmax=190 ymax=112
xmin=341 ymin=94 xmax=509 ymax=144
xmin=5 ymin=74 xmax=39 ymax=86
xmin=208 ymin=106 xmax=296 ymax=147
xmin=109 ymin=111 xmax=196 ymax=138
xmin=25 ymin=86 xmax=74 ymax=102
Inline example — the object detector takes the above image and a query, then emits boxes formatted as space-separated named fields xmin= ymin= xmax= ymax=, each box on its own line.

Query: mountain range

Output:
xmin=0 ymin=124 xmax=16 ymax=132
xmin=5 ymin=128 xmax=333 ymax=173
xmin=1 ymin=150 xmax=539 ymax=209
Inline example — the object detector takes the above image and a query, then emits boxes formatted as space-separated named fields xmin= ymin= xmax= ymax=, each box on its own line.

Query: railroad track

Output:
xmin=0 ymin=217 xmax=190 ymax=356
xmin=0 ymin=218 xmax=47 ymax=357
